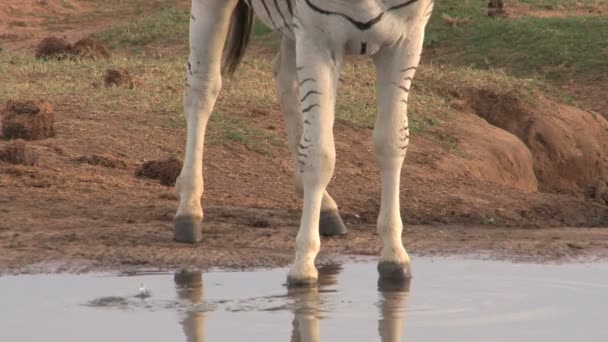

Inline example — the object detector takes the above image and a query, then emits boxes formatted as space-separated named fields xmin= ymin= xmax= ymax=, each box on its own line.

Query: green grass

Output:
xmin=516 ymin=0 xmax=604 ymax=10
xmin=208 ymin=112 xmax=286 ymax=154
xmin=93 ymin=5 xmax=277 ymax=52
xmin=0 ymin=52 xmax=286 ymax=153
xmin=93 ymin=7 xmax=189 ymax=50
xmin=3 ymin=45 xmax=566 ymax=154
xmin=425 ymin=0 xmax=608 ymax=82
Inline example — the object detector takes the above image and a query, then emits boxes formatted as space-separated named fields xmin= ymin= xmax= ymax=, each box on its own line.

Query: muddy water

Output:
xmin=1 ymin=258 xmax=607 ymax=341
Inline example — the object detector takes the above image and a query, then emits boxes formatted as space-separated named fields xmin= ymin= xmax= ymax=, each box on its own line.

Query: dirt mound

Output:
xmin=34 ymin=37 xmax=110 ymax=60
xmin=488 ymin=0 xmax=505 ymax=17
xmin=71 ymin=38 xmax=110 ymax=59
xmin=77 ymin=154 xmax=127 ymax=169
xmin=104 ymin=68 xmax=133 ymax=89
xmin=0 ymin=139 xmax=38 ymax=166
xmin=1 ymin=100 xmax=55 ymax=140
xmin=34 ymin=36 xmax=72 ymax=59
xmin=443 ymin=112 xmax=538 ymax=192
xmin=136 ymin=158 xmax=182 ymax=186
xmin=465 ymin=89 xmax=608 ymax=195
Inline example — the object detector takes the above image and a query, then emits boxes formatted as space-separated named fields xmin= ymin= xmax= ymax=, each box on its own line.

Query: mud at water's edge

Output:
xmin=2 ymin=209 xmax=608 ymax=275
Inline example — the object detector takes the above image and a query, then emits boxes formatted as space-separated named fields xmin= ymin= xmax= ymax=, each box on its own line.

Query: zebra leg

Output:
xmin=174 ymin=0 xmax=238 ymax=242
xmin=372 ymin=28 xmax=427 ymax=280
xmin=287 ymin=35 xmax=343 ymax=285
xmin=273 ymin=37 xmax=347 ymax=237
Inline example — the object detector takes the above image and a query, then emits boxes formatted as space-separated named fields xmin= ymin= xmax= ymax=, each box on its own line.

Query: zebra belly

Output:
xmin=249 ymin=0 xmax=430 ymax=56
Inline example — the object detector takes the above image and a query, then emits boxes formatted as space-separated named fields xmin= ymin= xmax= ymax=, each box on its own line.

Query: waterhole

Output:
xmin=1 ymin=257 xmax=607 ymax=341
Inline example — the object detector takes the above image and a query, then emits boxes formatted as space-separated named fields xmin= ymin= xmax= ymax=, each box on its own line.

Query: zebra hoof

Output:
xmin=286 ymin=275 xmax=318 ymax=288
xmin=319 ymin=210 xmax=347 ymax=236
xmin=174 ymin=216 xmax=202 ymax=243
xmin=377 ymin=261 xmax=412 ymax=281
xmin=378 ymin=276 xmax=412 ymax=292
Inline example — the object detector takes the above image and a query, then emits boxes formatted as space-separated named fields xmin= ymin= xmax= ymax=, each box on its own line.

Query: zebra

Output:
xmin=174 ymin=0 xmax=434 ymax=286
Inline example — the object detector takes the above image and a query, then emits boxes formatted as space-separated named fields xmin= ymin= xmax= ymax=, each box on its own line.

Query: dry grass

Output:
xmin=1 ymin=46 xmax=565 ymax=154
xmin=2 ymin=0 xmax=578 ymax=154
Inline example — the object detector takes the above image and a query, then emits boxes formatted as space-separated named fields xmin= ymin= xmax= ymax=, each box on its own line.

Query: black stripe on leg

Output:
xmin=301 ymin=90 xmax=321 ymax=102
xmin=299 ymin=78 xmax=316 ymax=87
xmin=393 ymin=82 xmax=410 ymax=93
xmin=302 ymin=104 xmax=320 ymax=113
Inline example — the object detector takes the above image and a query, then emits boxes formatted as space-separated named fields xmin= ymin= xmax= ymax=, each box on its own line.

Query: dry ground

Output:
xmin=0 ymin=0 xmax=607 ymax=274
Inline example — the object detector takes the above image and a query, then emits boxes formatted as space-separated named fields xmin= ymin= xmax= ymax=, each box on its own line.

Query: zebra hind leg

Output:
xmin=273 ymin=37 xmax=347 ymax=238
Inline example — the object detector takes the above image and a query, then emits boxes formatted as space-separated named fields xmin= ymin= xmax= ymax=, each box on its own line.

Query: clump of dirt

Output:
xmin=77 ymin=154 xmax=127 ymax=169
xmin=595 ymin=178 xmax=608 ymax=205
xmin=34 ymin=36 xmax=72 ymax=59
xmin=71 ymin=38 xmax=110 ymax=59
xmin=34 ymin=37 xmax=110 ymax=60
xmin=464 ymin=89 xmax=608 ymax=195
xmin=488 ymin=0 xmax=505 ymax=17
xmin=0 ymin=139 xmax=38 ymax=166
xmin=136 ymin=158 xmax=182 ymax=186
xmin=103 ymin=68 xmax=134 ymax=89
xmin=1 ymin=100 xmax=55 ymax=140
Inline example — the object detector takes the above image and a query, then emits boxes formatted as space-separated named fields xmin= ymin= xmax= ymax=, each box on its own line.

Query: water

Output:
xmin=1 ymin=258 xmax=607 ymax=341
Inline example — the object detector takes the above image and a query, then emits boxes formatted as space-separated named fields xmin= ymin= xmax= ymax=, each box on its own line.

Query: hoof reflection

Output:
xmin=289 ymin=263 xmax=342 ymax=342
xmin=172 ymin=264 xmax=410 ymax=342
xmin=378 ymin=277 xmax=411 ymax=342
xmin=174 ymin=269 xmax=205 ymax=342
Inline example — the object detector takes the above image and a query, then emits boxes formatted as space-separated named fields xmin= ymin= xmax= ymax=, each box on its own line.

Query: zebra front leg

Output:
xmin=372 ymin=30 xmax=427 ymax=280
xmin=174 ymin=0 xmax=239 ymax=242
xmin=287 ymin=36 xmax=343 ymax=285
xmin=273 ymin=37 xmax=347 ymax=237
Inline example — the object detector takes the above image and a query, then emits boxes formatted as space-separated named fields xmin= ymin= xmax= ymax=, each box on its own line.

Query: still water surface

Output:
xmin=1 ymin=257 xmax=607 ymax=341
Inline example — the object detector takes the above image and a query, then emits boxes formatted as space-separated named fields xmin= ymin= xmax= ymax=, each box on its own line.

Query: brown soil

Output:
xmin=0 ymin=139 xmax=38 ymax=166
xmin=103 ymin=68 xmax=134 ymax=89
xmin=0 ymin=1 xmax=607 ymax=274
xmin=0 ymin=94 xmax=607 ymax=274
xmin=77 ymin=154 xmax=127 ymax=169
xmin=505 ymin=3 xmax=608 ymax=18
xmin=1 ymin=100 xmax=55 ymax=140
xmin=136 ymin=157 xmax=182 ymax=186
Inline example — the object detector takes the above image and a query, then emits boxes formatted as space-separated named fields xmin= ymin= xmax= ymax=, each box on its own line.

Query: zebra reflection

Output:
xmin=174 ymin=269 xmax=205 ymax=342
xmin=173 ymin=265 xmax=410 ymax=341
